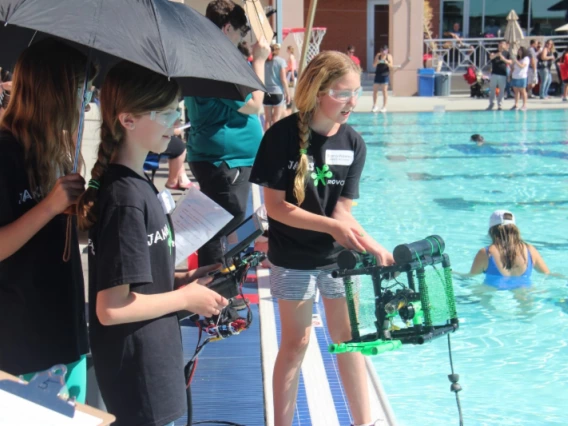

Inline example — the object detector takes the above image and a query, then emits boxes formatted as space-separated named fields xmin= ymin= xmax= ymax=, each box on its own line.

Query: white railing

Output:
xmin=424 ymin=35 xmax=568 ymax=73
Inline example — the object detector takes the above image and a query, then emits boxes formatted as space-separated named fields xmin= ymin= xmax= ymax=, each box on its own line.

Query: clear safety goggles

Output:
xmin=149 ymin=109 xmax=181 ymax=128
xmin=328 ymin=87 xmax=363 ymax=102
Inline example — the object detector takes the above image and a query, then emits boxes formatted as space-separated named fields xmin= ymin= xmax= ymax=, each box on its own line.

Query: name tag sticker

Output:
xmin=158 ymin=190 xmax=176 ymax=215
xmin=325 ymin=150 xmax=354 ymax=166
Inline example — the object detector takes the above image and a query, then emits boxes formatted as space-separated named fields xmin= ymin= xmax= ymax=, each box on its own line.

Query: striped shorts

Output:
xmin=270 ymin=264 xmax=360 ymax=301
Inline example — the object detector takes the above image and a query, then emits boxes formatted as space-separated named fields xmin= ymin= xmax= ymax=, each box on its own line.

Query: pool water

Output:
xmin=349 ymin=110 xmax=568 ymax=426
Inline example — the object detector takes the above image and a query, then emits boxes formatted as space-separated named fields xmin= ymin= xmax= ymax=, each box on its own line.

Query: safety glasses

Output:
xmin=149 ymin=109 xmax=181 ymax=128
xmin=328 ymin=87 xmax=362 ymax=102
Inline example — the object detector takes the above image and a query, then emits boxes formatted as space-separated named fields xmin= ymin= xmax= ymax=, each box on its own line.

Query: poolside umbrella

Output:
xmin=504 ymin=10 xmax=524 ymax=55
xmin=0 ymin=0 xmax=265 ymax=100
xmin=549 ymin=0 xmax=568 ymax=11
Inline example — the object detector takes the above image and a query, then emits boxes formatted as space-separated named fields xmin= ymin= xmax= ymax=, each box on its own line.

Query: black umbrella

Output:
xmin=0 ymin=0 xmax=265 ymax=100
xmin=549 ymin=0 xmax=568 ymax=11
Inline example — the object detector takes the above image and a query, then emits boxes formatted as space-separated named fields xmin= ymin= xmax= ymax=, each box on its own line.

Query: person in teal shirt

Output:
xmin=185 ymin=0 xmax=269 ymax=269
xmin=185 ymin=94 xmax=263 ymax=168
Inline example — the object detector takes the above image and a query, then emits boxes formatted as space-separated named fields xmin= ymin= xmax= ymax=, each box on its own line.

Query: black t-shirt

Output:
xmin=491 ymin=50 xmax=510 ymax=76
xmin=250 ymin=113 xmax=366 ymax=269
xmin=88 ymin=164 xmax=185 ymax=426
xmin=0 ymin=131 xmax=88 ymax=375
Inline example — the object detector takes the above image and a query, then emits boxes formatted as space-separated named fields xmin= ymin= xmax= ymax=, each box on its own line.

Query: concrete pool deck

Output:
xmin=354 ymin=92 xmax=568 ymax=113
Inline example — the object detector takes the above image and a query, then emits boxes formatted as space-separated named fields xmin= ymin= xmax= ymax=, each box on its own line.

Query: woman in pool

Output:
xmin=467 ymin=210 xmax=551 ymax=290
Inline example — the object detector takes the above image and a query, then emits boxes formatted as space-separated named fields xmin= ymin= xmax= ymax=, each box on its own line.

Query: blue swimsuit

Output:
xmin=484 ymin=246 xmax=533 ymax=290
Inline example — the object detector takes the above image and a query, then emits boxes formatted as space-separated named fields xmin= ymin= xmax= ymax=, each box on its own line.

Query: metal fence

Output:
xmin=424 ymin=35 xmax=568 ymax=73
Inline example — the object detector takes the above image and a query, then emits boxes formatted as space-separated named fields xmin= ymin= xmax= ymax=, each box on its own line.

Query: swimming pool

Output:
xmin=349 ymin=110 xmax=568 ymax=425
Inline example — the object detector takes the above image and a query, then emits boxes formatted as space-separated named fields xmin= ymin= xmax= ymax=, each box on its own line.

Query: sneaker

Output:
xmin=521 ymin=106 xmax=527 ymax=111
xmin=380 ymin=107 xmax=387 ymax=113
xmin=486 ymin=103 xmax=494 ymax=111
xmin=497 ymin=105 xmax=502 ymax=111
xmin=511 ymin=105 xmax=517 ymax=110
xmin=371 ymin=105 xmax=379 ymax=113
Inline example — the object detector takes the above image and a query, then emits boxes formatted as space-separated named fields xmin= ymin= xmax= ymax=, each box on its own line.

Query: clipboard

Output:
xmin=0 ymin=366 xmax=115 ymax=425
xmin=242 ymin=0 xmax=274 ymax=44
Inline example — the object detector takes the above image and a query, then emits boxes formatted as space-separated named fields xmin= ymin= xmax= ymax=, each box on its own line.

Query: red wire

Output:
xmin=187 ymin=357 xmax=198 ymax=388
xmin=186 ymin=320 xmax=204 ymax=388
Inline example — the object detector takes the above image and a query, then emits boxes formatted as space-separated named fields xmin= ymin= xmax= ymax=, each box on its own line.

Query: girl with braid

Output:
xmin=250 ymin=51 xmax=394 ymax=426
xmin=0 ymin=39 xmax=96 ymax=402
xmin=76 ymin=61 xmax=227 ymax=426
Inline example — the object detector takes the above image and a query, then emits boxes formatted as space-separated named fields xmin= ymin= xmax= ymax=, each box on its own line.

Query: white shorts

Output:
xmin=527 ymin=68 xmax=538 ymax=85
xmin=270 ymin=264 xmax=360 ymax=300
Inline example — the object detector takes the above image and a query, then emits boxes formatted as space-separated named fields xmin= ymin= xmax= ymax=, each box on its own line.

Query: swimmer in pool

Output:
xmin=470 ymin=134 xmax=485 ymax=145
xmin=460 ymin=210 xmax=559 ymax=290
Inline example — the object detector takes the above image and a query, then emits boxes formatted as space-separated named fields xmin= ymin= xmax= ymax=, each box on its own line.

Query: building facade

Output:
xmin=303 ymin=0 xmax=566 ymax=72
xmin=174 ymin=0 xmax=566 ymax=95
xmin=435 ymin=0 xmax=565 ymax=39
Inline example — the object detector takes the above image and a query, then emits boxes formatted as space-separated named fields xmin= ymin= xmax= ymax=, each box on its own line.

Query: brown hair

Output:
xmin=488 ymin=216 xmax=527 ymax=270
xmin=517 ymin=46 xmax=529 ymax=60
xmin=77 ymin=61 xmax=180 ymax=230
xmin=292 ymin=51 xmax=360 ymax=205
xmin=206 ymin=0 xmax=247 ymax=30
xmin=1 ymin=39 xmax=97 ymax=199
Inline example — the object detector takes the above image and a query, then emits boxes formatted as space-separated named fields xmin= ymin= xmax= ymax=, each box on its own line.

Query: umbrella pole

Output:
xmin=64 ymin=62 xmax=92 ymax=263
xmin=298 ymin=0 xmax=318 ymax=76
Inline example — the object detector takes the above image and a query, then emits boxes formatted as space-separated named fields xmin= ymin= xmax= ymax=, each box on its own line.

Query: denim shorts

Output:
xmin=511 ymin=78 xmax=527 ymax=88
xmin=374 ymin=75 xmax=389 ymax=85
xmin=270 ymin=264 xmax=359 ymax=300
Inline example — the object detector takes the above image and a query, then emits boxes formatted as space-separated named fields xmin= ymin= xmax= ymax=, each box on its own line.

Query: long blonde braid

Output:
xmin=292 ymin=51 xmax=360 ymax=205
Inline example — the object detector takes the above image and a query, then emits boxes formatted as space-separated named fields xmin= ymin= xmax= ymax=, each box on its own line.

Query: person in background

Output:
xmin=486 ymin=40 xmax=512 ymax=110
xmin=538 ymin=39 xmax=556 ymax=99
xmin=371 ymin=45 xmax=392 ymax=113
xmin=0 ymin=39 xmax=96 ymax=403
xmin=527 ymin=39 xmax=539 ymax=99
xmin=238 ymin=40 xmax=252 ymax=61
xmin=0 ymin=67 xmax=12 ymax=119
xmin=557 ymin=47 xmax=568 ymax=102
xmin=250 ymin=50 xmax=394 ymax=426
xmin=346 ymin=44 xmax=361 ymax=67
xmin=263 ymin=43 xmax=290 ymax=131
xmin=286 ymin=45 xmax=297 ymax=87
xmin=164 ymin=135 xmax=192 ymax=190
xmin=184 ymin=0 xmax=269 ymax=277
xmin=485 ymin=19 xmax=500 ymax=37
xmin=463 ymin=210 xmax=557 ymax=290
xmin=77 ymin=61 xmax=227 ymax=426
xmin=445 ymin=22 xmax=463 ymax=39
xmin=510 ymin=46 xmax=529 ymax=110
xmin=503 ymin=41 xmax=514 ymax=100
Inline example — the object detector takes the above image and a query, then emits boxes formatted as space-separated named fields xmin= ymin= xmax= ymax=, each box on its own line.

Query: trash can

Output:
xmin=434 ymin=72 xmax=452 ymax=96
xmin=418 ymin=68 xmax=435 ymax=97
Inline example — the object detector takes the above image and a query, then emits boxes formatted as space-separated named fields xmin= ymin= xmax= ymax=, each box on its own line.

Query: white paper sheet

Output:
xmin=171 ymin=185 xmax=233 ymax=266
xmin=0 ymin=389 xmax=103 ymax=425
